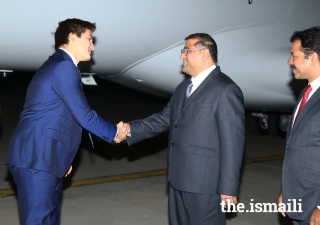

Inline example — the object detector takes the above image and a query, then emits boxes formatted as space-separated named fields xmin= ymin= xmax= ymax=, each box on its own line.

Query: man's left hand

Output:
xmin=220 ymin=194 xmax=237 ymax=207
xmin=65 ymin=165 xmax=72 ymax=177
xmin=310 ymin=207 xmax=320 ymax=225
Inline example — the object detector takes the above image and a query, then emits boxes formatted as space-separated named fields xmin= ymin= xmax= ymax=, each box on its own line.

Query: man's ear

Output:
xmin=68 ymin=32 xmax=76 ymax=43
xmin=311 ymin=52 xmax=320 ymax=66
xmin=202 ymin=49 xmax=210 ymax=61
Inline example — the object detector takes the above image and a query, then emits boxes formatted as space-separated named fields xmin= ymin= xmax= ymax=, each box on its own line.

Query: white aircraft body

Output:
xmin=1 ymin=0 xmax=320 ymax=136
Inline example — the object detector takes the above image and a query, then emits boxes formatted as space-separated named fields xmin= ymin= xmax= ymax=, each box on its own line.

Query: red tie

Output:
xmin=294 ymin=85 xmax=312 ymax=125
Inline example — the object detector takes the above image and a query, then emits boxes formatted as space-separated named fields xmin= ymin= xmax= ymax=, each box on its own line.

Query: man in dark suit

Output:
xmin=118 ymin=33 xmax=245 ymax=225
xmin=279 ymin=27 xmax=320 ymax=225
xmin=5 ymin=18 xmax=126 ymax=225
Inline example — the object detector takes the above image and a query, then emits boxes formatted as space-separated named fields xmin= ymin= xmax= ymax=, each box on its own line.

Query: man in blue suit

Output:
xmin=5 ymin=18 xmax=126 ymax=225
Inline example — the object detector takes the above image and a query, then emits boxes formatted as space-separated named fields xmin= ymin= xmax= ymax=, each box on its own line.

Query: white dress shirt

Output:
xmin=293 ymin=76 xmax=320 ymax=122
xmin=189 ymin=64 xmax=216 ymax=96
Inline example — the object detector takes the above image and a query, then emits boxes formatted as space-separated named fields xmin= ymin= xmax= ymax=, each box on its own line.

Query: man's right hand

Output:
xmin=122 ymin=123 xmax=131 ymax=137
xmin=114 ymin=122 xmax=131 ymax=143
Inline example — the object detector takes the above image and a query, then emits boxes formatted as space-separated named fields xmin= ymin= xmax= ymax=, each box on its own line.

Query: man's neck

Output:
xmin=192 ymin=63 xmax=215 ymax=78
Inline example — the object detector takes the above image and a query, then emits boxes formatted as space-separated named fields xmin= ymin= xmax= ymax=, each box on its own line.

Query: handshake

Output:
xmin=114 ymin=121 xmax=131 ymax=143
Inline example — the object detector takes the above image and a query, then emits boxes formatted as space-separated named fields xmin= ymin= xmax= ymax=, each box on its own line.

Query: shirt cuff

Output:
xmin=114 ymin=127 xmax=119 ymax=139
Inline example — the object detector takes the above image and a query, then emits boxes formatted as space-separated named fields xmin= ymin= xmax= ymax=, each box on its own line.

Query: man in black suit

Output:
xmin=279 ymin=27 xmax=320 ymax=225
xmin=118 ymin=33 xmax=245 ymax=225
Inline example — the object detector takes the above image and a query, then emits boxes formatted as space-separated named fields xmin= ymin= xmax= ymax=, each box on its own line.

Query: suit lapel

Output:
xmin=180 ymin=67 xmax=220 ymax=112
xmin=286 ymin=107 xmax=296 ymax=139
xmin=287 ymin=88 xmax=305 ymax=138
xmin=178 ymin=79 xmax=192 ymax=113
xmin=289 ymin=86 xmax=320 ymax=140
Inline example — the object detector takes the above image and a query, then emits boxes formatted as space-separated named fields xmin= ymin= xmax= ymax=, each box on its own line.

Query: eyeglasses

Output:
xmin=181 ymin=47 xmax=206 ymax=54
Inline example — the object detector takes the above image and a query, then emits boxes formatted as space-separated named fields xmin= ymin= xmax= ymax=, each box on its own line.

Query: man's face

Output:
xmin=73 ymin=29 xmax=95 ymax=63
xmin=288 ymin=40 xmax=313 ymax=81
xmin=180 ymin=38 xmax=204 ymax=77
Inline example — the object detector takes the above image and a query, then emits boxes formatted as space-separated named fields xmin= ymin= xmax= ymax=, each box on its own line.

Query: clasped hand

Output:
xmin=114 ymin=121 xmax=131 ymax=143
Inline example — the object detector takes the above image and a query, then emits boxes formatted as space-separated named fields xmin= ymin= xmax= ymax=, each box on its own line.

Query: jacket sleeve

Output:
xmin=127 ymin=100 xmax=171 ymax=145
xmin=51 ymin=61 xmax=117 ymax=143
xmin=216 ymin=83 xmax=245 ymax=196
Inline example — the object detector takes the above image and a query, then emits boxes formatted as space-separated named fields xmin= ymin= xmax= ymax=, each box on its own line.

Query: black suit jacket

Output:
xmin=127 ymin=66 xmax=245 ymax=196
xmin=282 ymin=85 xmax=320 ymax=220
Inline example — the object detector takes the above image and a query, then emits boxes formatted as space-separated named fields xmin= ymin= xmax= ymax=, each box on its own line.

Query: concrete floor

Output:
xmin=0 ymin=73 xmax=293 ymax=224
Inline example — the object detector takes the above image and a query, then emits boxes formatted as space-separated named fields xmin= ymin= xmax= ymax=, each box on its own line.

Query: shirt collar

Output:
xmin=309 ymin=76 xmax=320 ymax=92
xmin=59 ymin=48 xmax=77 ymax=66
xmin=191 ymin=64 xmax=216 ymax=89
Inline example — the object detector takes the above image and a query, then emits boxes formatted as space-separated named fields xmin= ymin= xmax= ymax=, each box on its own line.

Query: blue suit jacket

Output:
xmin=5 ymin=49 xmax=117 ymax=178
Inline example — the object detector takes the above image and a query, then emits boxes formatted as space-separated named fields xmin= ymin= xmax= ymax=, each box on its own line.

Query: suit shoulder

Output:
xmin=51 ymin=52 xmax=74 ymax=65
xmin=34 ymin=55 xmax=78 ymax=83
xmin=40 ymin=52 xmax=70 ymax=66
xmin=41 ymin=53 xmax=77 ymax=72
xmin=206 ymin=72 xmax=244 ymax=99
xmin=217 ymin=72 xmax=236 ymax=84
xmin=215 ymin=72 xmax=242 ymax=90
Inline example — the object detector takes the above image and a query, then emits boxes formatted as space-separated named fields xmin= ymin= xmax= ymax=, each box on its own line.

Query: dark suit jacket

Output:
xmin=5 ymin=49 xmax=117 ymax=178
xmin=282 ymin=85 xmax=320 ymax=220
xmin=127 ymin=66 xmax=245 ymax=196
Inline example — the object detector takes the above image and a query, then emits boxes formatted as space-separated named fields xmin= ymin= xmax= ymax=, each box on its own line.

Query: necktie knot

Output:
xmin=186 ymin=81 xmax=193 ymax=98
xmin=305 ymin=84 xmax=312 ymax=96
xmin=183 ymin=81 xmax=193 ymax=104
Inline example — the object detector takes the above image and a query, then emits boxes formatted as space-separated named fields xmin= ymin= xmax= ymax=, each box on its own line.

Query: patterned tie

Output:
xmin=184 ymin=81 xmax=193 ymax=102
xmin=293 ymin=85 xmax=312 ymax=125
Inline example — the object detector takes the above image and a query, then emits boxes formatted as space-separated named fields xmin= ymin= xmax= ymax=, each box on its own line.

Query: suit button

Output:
xmin=103 ymin=136 xmax=109 ymax=141
xmin=174 ymin=125 xmax=177 ymax=128
xmin=171 ymin=143 xmax=174 ymax=146
xmin=78 ymin=142 xmax=81 ymax=145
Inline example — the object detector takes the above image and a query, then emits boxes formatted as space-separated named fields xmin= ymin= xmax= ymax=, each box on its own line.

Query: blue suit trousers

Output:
xmin=9 ymin=165 xmax=63 ymax=225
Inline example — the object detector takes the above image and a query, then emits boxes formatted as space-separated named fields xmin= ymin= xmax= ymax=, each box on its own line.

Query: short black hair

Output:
xmin=290 ymin=26 xmax=320 ymax=60
xmin=54 ymin=18 xmax=96 ymax=49
xmin=185 ymin=33 xmax=218 ymax=63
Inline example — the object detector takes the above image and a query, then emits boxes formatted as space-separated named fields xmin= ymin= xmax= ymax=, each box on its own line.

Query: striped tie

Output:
xmin=185 ymin=81 xmax=193 ymax=100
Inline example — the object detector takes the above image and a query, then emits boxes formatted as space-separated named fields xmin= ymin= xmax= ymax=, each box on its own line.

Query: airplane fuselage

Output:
xmin=1 ymin=0 xmax=320 ymax=113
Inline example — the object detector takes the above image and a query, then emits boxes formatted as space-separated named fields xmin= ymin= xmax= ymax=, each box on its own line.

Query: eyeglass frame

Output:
xmin=181 ymin=47 xmax=207 ymax=54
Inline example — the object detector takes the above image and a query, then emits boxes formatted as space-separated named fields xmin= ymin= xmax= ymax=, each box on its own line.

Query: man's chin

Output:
xmin=181 ymin=67 xmax=188 ymax=74
xmin=83 ymin=56 xmax=92 ymax=62
xmin=294 ymin=74 xmax=303 ymax=80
